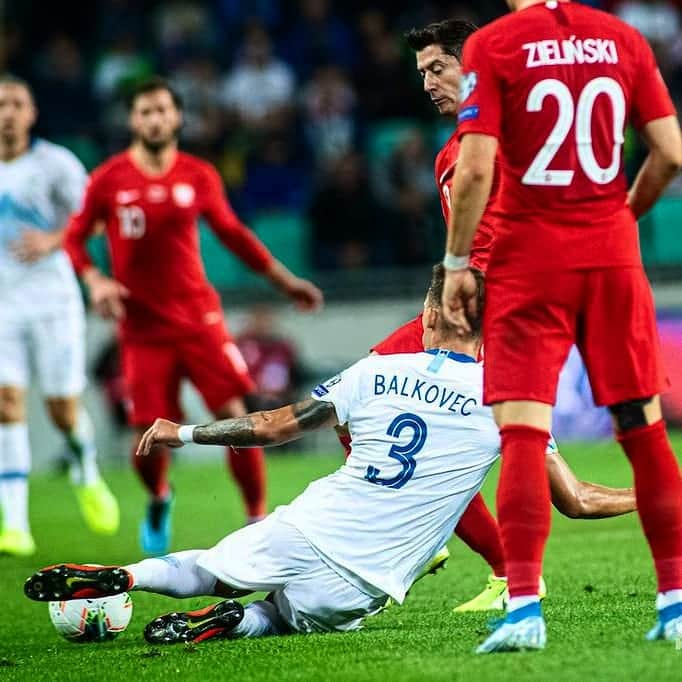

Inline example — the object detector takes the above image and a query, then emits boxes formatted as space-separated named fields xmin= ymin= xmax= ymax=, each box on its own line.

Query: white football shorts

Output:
xmin=0 ymin=303 xmax=86 ymax=397
xmin=196 ymin=508 xmax=387 ymax=634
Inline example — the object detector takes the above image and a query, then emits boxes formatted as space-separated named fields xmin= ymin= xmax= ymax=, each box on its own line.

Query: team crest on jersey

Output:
xmin=172 ymin=183 xmax=195 ymax=207
xmin=147 ymin=184 xmax=168 ymax=203
xmin=459 ymin=71 xmax=477 ymax=102
xmin=116 ymin=189 xmax=141 ymax=204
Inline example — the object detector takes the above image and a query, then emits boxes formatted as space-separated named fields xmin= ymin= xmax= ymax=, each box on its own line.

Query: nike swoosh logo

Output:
xmin=65 ymin=576 xmax=97 ymax=588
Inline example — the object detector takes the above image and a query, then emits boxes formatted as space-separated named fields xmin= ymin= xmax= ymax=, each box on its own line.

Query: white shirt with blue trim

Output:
xmin=0 ymin=139 xmax=86 ymax=311
xmin=280 ymin=349 xmax=502 ymax=603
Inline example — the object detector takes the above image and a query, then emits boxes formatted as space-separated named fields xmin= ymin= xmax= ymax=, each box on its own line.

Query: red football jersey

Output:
xmin=457 ymin=0 xmax=676 ymax=276
xmin=65 ymin=151 xmax=273 ymax=342
xmin=435 ymin=130 xmax=500 ymax=272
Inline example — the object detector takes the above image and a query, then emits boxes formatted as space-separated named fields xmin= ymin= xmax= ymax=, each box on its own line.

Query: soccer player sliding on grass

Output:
xmin=442 ymin=0 xmax=682 ymax=653
xmin=25 ymin=267 xmax=635 ymax=645
xmin=22 ymin=267 xmax=513 ymax=643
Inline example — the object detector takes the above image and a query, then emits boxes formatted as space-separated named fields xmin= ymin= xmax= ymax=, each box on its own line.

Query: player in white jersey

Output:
xmin=27 ymin=266 xmax=515 ymax=644
xmin=0 ymin=75 xmax=119 ymax=556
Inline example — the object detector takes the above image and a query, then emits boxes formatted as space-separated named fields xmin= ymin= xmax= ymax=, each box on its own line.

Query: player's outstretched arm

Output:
xmin=546 ymin=451 xmax=636 ymax=519
xmin=136 ymin=398 xmax=339 ymax=455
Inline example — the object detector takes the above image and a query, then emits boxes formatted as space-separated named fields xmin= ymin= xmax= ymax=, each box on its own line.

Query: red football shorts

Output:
xmin=483 ymin=267 xmax=668 ymax=406
xmin=121 ymin=323 xmax=255 ymax=426
xmin=371 ymin=315 xmax=424 ymax=355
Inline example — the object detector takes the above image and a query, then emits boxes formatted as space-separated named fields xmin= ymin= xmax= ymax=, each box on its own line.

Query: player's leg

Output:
xmin=122 ymin=341 xmax=180 ymax=555
xmin=0 ymin=314 xmax=35 ymax=556
xmin=44 ymin=397 xmax=119 ymax=535
xmin=476 ymin=272 xmax=580 ymax=653
xmin=182 ymin=329 xmax=266 ymax=523
xmin=580 ymin=268 xmax=682 ymax=642
xmin=31 ymin=307 xmax=119 ymax=534
xmin=0 ymin=385 xmax=35 ymax=556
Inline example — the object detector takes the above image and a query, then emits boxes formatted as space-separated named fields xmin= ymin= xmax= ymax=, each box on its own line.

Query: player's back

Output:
xmin=459 ymin=1 xmax=675 ymax=274
xmin=281 ymin=350 xmax=500 ymax=602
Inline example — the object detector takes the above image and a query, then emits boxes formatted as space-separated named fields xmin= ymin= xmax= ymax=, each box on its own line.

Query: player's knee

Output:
xmin=0 ymin=387 xmax=26 ymax=423
xmin=608 ymin=397 xmax=653 ymax=432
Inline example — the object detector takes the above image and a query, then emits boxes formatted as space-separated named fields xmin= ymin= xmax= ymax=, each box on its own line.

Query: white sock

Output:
xmin=507 ymin=595 xmax=540 ymax=613
xmin=657 ymin=589 xmax=682 ymax=610
xmin=65 ymin=408 xmax=100 ymax=486
xmin=0 ymin=422 xmax=31 ymax=533
xmin=125 ymin=550 xmax=216 ymax=598
xmin=231 ymin=600 xmax=289 ymax=638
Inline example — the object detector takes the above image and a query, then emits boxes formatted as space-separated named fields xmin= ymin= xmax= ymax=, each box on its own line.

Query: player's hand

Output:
xmin=10 ymin=229 xmax=61 ymax=262
xmin=442 ymin=268 xmax=479 ymax=334
xmin=86 ymin=272 xmax=130 ymax=320
xmin=282 ymin=277 xmax=324 ymax=312
xmin=137 ymin=418 xmax=183 ymax=456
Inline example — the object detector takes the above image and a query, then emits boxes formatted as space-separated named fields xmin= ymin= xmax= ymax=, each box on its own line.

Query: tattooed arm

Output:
xmin=136 ymin=399 xmax=339 ymax=456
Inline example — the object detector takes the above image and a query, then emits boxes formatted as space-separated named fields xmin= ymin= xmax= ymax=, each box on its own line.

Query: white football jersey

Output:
xmin=280 ymin=349 xmax=502 ymax=603
xmin=0 ymin=139 xmax=86 ymax=311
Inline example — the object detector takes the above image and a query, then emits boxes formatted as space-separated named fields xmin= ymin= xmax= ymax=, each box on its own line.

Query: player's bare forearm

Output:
xmin=446 ymin=134 xmax=497 ymax=257
xmin=264 ymin=260 xmax=323 ymax=311
xmin=193 ymin=399 xmax=338 ymax=447
xmin=628 ymin=115 xmax=682 ymax=218
xmin=546 ymin=451 xmax=636 ymax=519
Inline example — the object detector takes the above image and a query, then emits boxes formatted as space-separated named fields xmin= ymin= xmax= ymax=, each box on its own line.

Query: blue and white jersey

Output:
xmin=0 ymin=139 xmax=86 ymax=311
xmin=281 ymin=349 xmax=501 ymax=603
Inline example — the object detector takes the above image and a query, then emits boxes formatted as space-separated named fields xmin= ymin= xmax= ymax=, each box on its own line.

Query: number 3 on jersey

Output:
xmin=523 ymin=76 xmax=625 ymax=186
xmin=117 ymin=205 xmax=146 ymax=239
xmin=365 ymin=413 xmax=427 ymax=489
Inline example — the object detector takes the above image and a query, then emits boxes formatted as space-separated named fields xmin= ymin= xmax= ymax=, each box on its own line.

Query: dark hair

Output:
xmin=405 ymin=19 xmax=478 ymax=61
xmin=0 ymin=73 xmax=35 ymax=100
xmin=126 ymin=76 xmax=183 ymax=111
xmin=426 ymin=263 xmax=484 ymax=338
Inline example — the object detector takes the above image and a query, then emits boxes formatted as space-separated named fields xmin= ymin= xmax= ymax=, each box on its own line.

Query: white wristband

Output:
xmin=178 ymin=425 xmax=197 ymax=444
xmin=442 ymin=253 xmax=470 ymax=271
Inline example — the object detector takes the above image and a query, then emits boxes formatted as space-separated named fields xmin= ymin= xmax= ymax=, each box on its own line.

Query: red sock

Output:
xmin=132 ymin=442 xmax=171 ymax=499
xmin=618 ymin=420 xmax=682 ymax=592
xmin=338 ymin=432 xmax=352 ymax=459
xmin=227 ymin=447 xmax=267 ymax=519
xmin=454 ymin=493 xmax=506 ymax=577
xmin=497 ymin=424 xmax=552 ymax=598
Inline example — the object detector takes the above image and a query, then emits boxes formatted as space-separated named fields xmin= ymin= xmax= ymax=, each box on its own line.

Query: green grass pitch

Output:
xmin=1 ymin=435 xmax=682 ymax=681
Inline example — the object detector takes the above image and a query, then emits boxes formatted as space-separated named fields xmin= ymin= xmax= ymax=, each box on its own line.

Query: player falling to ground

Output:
xmin=64 ymin=77 xmax=323 ymax=556
xmin=27 ymin=266 xmax=520 ymax=644
xmin=442 ymin=0 xmax=682 ymax=651
xmin=0 ymin=75 xmax=119 ymax=557
xmin=356 ymin=19 xmax=636 ymax=611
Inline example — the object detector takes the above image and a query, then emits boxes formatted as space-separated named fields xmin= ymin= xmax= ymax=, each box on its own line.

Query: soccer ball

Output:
xmin=48 ymin=593 xmax=133 ymax=642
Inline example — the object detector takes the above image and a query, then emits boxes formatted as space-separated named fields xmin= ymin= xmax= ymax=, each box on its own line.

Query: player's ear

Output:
xmin=424 ymin=307 xmax=438 ymax=331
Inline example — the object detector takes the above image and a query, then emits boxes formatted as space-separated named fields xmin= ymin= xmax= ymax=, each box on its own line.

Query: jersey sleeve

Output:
xmin=456 ymin=31 xmax=503 ymax=139
xmin=371 ymin=315 xmax=424 ymax=355
xmin=630 ymin=33 xmax=676 ymax=129
xmin=200 ymin=164 xmax=274 ymax=273
xmin=310 ymin=360 xmax=365 ymax=425
xmin=52 ymin=148 xmax=88 ymax=220
xmin=546 ymin=434 xmax=558 ymax=456
xmin=63 ymin=172 xmax=106 ymax=275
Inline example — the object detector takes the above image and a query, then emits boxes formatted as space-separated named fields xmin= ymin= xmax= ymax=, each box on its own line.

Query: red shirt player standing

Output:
xmin=443 ymin=0 xmax=682 ymax=652
xmin=64 ymin=77 xmax=323 ymax=556
xmin=368 ymin=19 xmax=636 ymax=613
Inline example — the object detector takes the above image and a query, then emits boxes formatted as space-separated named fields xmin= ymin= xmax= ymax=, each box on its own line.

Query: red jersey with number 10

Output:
xmin=64 ymin=151 xmax=273 ymax=342
xmin=435 ymin=131 xmax=500 ymax=272
xmin=457 ymin=0 xmax=676 ymax=277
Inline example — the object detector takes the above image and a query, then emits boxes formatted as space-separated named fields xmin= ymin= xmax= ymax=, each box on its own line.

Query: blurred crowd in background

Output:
xmin=2 ymin=0 xmax=682 ymax=272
